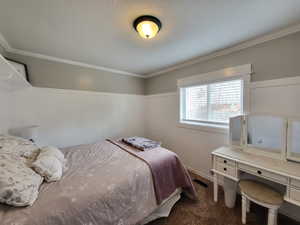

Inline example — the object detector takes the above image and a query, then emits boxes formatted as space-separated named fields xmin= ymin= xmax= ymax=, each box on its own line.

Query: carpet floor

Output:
xmin=147 ymin=174 xmax=300 ymax=225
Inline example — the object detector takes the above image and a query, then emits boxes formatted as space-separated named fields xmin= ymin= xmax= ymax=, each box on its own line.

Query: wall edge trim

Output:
xmin=250 ymin=76 xmax=300 ymax=89
xmin=25 ymin=87 xmax=146 ymax=97
xmin=145 ymin=92 xmax=177 ymax=98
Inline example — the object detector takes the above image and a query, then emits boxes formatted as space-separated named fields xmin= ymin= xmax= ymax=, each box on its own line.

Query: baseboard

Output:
xmin=186 ymin=166 xmax=212 ymax=181
xmin=185 ymin=165 xmax=224 ymax=186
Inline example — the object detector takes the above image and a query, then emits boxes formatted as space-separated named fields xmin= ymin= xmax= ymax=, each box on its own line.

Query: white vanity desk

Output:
xmin=212 ymin=146 xmax=300 ymax=207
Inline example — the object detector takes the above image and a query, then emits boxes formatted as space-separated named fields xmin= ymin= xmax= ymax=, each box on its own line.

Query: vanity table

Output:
xmin=212 ymin=146 xmax=300 ymax=207
xmin=212 ymin=114 xmax=300 ymax=208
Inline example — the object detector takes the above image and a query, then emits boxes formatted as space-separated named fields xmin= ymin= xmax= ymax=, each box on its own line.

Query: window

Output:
xmin=181 ymin=79 xmax=242 ymax=125
xmin=178 ymin=64 xmax=251 ymax=130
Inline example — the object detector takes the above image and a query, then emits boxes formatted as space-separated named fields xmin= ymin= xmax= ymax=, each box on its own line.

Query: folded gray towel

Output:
xmin=122 ymin=137 xmax=161 ymax=151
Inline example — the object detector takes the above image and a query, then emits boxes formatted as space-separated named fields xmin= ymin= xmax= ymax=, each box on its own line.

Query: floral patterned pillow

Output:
xmin=0 ymin=135 xmax=43 ymax=207
xmin=0 ymin=135 xmax=40 ymax=163
xmin=0 ymin=153 xmax=43 ymax=206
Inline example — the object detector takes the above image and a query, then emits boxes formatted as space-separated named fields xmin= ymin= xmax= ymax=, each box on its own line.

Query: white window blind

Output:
xmin=181 ymin=79 xmax=243 ymax=124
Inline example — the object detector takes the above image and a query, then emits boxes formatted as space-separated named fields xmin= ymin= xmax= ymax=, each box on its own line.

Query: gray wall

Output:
xmin=145 ymin=31 xmax=300 ymax=95
xmin=3 ymin=31 xmax=300 ymax=95
xmin=5 ymin=53 xmax=145 ymax=95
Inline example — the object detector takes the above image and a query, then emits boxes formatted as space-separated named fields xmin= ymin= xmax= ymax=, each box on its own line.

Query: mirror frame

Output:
xmin=229 ymin=115 xmax=245 ymax=148
xmin=287 ymin=118 xmax=300 ymax=163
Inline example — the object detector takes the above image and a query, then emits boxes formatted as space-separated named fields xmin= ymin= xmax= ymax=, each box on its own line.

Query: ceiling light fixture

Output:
xmin=133 ymin=15 xmax=162 ymax=39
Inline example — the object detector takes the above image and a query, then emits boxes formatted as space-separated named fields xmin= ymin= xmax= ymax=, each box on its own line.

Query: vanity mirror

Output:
xmin=246 ymin=114 xmax=287 ymax=159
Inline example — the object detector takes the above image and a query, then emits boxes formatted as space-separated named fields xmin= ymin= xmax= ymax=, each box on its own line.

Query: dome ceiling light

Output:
xmin=133 ymin=15 xmax=162 ymax=39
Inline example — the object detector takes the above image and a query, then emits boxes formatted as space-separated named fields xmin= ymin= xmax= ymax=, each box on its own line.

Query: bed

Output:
xmin=0 ymin=139 xmax=194 ymax=225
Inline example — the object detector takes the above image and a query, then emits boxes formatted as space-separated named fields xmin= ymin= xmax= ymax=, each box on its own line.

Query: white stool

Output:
xmin=239 ymin=180 xmax=283 ymax=225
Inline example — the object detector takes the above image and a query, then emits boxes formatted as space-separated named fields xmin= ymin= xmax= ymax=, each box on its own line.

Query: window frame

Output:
xmin=178 ymin=64 xmax=251 ymax=133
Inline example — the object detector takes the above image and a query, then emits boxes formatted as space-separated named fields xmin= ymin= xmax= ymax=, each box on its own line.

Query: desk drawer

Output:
xmin=291 ymin=179 xmax=300 ymax=189
xmin=290 ymin=188 xmax=300 ymax=202
xmin=238 ymin=164 xmax=288 ymax=184
xmin=216 ymin=162 xmax=237 ymax=178
xmin=216 ymin=156 xmax=236 ymax=167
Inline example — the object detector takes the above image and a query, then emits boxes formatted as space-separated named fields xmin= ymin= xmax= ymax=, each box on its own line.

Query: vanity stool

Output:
xmin=239 ymin=180 xmax=283 ymax=225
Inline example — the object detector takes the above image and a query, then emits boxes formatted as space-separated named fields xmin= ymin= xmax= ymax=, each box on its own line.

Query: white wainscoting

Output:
xmin=145 ymin=76 xmax=300 ymax=221
xmin=2 ymin=87 xmax=146 ymax=148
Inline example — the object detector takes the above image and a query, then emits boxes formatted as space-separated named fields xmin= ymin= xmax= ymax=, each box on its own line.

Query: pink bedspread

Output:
xmin=108 ymin=139 xmax=197 ymax=204
xmin=0 ymin=141 xmax=159 ymax=225
xmin=0 ymin=140 xmax=196 ymax=225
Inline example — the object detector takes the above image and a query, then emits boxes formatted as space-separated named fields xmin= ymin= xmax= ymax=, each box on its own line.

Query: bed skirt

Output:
xmin=140 ymin=188 xmax=182 ymax=225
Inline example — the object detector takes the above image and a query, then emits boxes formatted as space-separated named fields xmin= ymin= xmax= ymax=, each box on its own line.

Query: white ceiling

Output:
xmin=1 ymin=0 xmax=300 ymax=76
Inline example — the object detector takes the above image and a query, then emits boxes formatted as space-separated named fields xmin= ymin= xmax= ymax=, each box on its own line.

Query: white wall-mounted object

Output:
xmin=287 ymin=118 xmax=300 ymax=163
xmin=0 ymin=54 xmax=31 ymax=91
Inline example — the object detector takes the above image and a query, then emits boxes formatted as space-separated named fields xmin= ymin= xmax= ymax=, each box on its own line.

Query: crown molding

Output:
xmin=0 ymin=32 xmax=144 ymax=78
xmin=145 ymin=23 xmax=300 ymax=78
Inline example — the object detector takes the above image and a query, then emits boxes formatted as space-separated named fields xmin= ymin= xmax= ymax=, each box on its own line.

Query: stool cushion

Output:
xmin=239 ymin=180 xmax=283 ymax=206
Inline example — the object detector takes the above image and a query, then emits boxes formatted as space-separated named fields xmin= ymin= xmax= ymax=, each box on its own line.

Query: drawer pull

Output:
xmin=224 ymin=160 xmax=227 ymax=164
xmin=224 ymin=168 xmax=227 ymax=171
xmin=257 ymin=170 xmax=262 ymax=175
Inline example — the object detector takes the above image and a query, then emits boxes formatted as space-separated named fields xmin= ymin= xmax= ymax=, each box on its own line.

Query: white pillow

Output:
xmin=32 ymin=146 xmax=65 ymax=182
xmin=39 ymin=146 xmax=65 ymax=163
xmin=32 ymin=156 xmax=63 ymax=182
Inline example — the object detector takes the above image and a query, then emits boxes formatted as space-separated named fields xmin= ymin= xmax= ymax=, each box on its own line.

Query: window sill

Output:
xmin=177 ymin=121 xmax=229 ymax=134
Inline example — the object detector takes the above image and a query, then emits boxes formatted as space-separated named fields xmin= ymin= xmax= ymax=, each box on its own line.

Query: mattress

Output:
xmin=0 ymin=140 xmax=180 ymax=225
